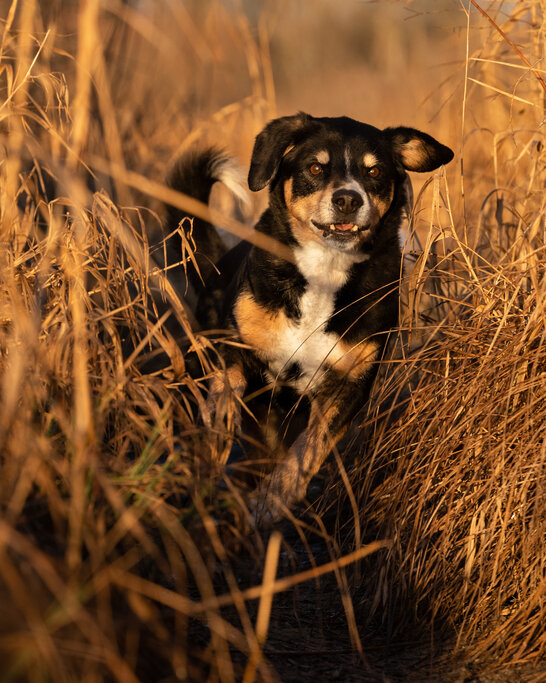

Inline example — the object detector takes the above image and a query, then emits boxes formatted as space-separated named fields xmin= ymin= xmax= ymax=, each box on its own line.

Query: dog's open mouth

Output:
xmin=312 ymin=220 xmax=370 ymax=238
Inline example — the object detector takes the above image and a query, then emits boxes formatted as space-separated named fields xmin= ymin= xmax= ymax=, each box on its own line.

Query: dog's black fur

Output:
xmin=168 ymin=113 xmax=453 ymax=520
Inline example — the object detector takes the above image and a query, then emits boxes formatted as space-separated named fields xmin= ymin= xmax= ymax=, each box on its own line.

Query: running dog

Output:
xmin=167 ymin=112 xmax=453 ymax=521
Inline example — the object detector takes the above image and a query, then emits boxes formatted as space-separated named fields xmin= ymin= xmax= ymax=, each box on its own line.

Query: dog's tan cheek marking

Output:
xmin=332 ymin=339 xmax=379 ymax=380
xmin=284 ymin=177 xmax=293 ymax=206
xmin=234 ymin=291 xmax=288 ymax=360
xmin=290 ymin=217 xmax=321 ymax=246
xmin=285 ymin=178 xmax=313 ymax=245
xmin=290 ymin=192 xmax=320 ymax=222
xmin=369 ymin=182 xmax=394 ymax=218
xmin=285 ymin=179 xmax=317 ymax=245
xmin=287 ymin=190 xmax=325 ymax=245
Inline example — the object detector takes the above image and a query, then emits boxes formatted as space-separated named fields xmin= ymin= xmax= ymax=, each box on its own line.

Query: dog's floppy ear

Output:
xmin=385 ymin=127 xmax=454 ymax=172
xmin=248 ymin=112 xmax=311 ymax=191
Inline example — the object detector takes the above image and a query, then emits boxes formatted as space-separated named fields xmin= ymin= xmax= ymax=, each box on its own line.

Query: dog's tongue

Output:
xmin=335 ymin=223 xmax=354 ymax=232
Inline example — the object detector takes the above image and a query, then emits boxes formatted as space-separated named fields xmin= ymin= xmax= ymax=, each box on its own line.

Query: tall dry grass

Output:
xmin=0 ymin=0 xmax=544 ymax=680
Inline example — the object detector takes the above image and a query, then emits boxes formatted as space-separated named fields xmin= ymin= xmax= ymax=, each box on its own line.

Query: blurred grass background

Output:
xmin=0 ymin=0 xmax=544 ymax=681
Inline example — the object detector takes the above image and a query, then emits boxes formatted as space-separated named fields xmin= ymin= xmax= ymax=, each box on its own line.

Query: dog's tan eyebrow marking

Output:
xmin=363 ymin=152 xmax=378 ymax=167
xmin=315 ymin=150 xmax=330 ymax=164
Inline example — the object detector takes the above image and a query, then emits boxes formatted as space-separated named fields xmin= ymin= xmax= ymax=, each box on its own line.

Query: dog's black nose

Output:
xmin=332 ymin=189 xmax=363 ymax=214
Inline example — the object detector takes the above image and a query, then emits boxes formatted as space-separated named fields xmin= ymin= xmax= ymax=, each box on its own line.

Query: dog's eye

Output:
xmin=367 ymin=166 xmax=381 ymax=178
xmin=309 ymin=162 xmax=323 ymax=176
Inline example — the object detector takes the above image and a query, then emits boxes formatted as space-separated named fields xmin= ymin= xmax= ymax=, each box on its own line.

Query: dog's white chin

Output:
xmin=326 ymin=237 xmax=360 ymax=251
xmin=321 ymin=228 xmax=372 ymax=252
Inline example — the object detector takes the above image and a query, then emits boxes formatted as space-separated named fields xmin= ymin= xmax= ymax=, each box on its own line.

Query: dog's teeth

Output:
xmin=351 ymin=225 xmax=359 ymax=232
xmin=329 ymin=224 xmax=335 ymax=231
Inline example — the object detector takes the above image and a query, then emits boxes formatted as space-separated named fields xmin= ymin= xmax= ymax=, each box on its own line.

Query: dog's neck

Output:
xmin=293 ymin=239 xmax=370 ymax=292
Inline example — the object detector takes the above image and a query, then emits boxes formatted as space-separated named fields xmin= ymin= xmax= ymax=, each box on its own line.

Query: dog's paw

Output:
xmin=246 ymin=488 xmax=286 ymax=528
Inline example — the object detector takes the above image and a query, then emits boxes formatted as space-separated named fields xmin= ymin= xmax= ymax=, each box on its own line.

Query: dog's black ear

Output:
xmin=385 ymin=127 xmax=454 ymax=172
xmin=248 ymin=112 xmax=311 ymax=191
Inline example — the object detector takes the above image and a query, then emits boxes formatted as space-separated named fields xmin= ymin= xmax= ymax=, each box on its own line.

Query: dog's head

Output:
xmin=248 ymin=113 xmax=453 ymax=251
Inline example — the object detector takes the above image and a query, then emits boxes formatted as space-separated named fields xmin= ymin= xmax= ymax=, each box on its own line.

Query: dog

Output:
xmin=166 ymin=112 xmax=453 ymax=521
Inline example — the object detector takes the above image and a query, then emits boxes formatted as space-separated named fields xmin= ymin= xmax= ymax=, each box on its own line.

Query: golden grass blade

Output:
xmin=467 ymin=76 xmax=541 ymax=107
xmin=470 ymin=0 xmax=546 ymax=92
xmin=243 ymin=531 xmax=282 ymax=683
xmin=72 ymin=0 xmax=100 ymax=164
xmin=88 ymin=156 xmax=296 ymax=264
xmin=111 ymin=539 xmax=390 ymax=619
xmin=470 ymin=57 xmax=546 ymax=74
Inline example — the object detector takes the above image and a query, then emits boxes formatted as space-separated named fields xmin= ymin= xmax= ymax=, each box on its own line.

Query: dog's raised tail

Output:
xmin=165 ymin=147 xmax=248 ymax=291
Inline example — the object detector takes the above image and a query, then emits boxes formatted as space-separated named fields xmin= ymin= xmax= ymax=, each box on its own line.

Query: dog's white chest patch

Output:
xmin=269 ymin=242 xmax=369 ymax=390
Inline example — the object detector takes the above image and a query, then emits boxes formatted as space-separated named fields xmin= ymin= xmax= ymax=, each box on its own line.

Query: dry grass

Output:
xmin=0 ymin=0 xmax=544 ymax=680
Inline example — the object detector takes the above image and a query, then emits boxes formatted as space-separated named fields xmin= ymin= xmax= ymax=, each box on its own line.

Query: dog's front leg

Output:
xmin=269 ymin=400 xmax=341 ymax=511
xmin=253 ymin=376 xmax=366 ymax=522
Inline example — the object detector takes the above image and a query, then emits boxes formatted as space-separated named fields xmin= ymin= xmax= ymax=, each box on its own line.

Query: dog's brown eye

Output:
xmin=309 ymin=163 xmax=323 ymax=176
xmin=368 ymin=166 xmax=380 ymax=178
